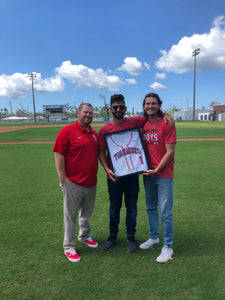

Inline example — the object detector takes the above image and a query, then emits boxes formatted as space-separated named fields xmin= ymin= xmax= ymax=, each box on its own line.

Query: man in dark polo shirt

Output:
xmin=53 ymin=103 xmax=99 ymax=262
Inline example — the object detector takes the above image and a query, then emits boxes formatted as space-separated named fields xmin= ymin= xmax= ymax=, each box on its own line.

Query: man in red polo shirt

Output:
xmin=53 ymin=103 xmax=99 ymax=262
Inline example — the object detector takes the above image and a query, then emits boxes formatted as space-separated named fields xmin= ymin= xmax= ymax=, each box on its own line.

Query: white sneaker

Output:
xmin=156 ymin=245 xmax=173 ymax=263
xmin=139 ymin=238 xmax=159 ymax=249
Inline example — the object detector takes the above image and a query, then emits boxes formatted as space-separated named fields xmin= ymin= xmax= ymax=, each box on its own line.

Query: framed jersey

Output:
xmin=104 ymin=127 xmax=150 ymax=178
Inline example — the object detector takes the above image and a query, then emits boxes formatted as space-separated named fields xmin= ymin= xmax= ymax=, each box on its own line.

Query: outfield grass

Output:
xmin=0 ymin=127 xmax=66 ymax=142
xmin=0 ymin=125 xmax=225 ymax=299
xmin=175 ymin=124 xmax=225 ymax=139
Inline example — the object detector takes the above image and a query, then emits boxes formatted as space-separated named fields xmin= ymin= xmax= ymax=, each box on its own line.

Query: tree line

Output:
xmin=1 ymin=100 xmax=219 ymax=120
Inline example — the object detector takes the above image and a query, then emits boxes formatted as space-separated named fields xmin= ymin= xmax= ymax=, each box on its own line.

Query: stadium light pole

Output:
xmin=27 ymin=73 xmax=37 ymax=124
xmin=192 ymin=48 xmax=200 ymax=121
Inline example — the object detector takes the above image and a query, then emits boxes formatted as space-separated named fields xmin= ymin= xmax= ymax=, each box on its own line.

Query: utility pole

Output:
xmin=8 ymin=101 xmax=13 ymax=115
xmin=192 ymin=48 xmax=200 ymax=121
xmin=27 ymin=73 xmax=37 ymax=123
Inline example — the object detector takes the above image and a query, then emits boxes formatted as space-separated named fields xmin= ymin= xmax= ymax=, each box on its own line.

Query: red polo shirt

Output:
xmin=53 ymin=121 xmax=99 ymax=187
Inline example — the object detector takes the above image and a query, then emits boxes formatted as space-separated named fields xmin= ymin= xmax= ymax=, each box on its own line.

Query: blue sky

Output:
xmin=0 ymin=0 xmax=225 ymax=114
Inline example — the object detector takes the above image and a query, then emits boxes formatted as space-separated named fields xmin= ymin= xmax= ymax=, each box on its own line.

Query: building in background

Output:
xmin=173 ymin=109 xmax=212 ymax=121
xmin=213 ymin=104 xmax=225 ymax=121
xmin=1 ymin=116 xmax=32 ymax=123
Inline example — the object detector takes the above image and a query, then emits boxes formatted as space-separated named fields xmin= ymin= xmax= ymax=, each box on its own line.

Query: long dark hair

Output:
xmin=142 ymin=93 xmax=163 ymax=117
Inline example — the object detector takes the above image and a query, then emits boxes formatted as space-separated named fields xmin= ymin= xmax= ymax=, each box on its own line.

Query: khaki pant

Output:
xmin=62 ymin=179 xmax=96 ymax=252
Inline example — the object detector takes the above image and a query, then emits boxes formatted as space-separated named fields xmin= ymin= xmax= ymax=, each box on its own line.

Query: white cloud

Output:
xmin=144 ymin=62 xmax=151 ymax=70
xmin=126 ymin=78 xmax=137 ymax=85
xmin=56 ymin=60 xmax=123 ymax=91
xmin=155 ymin=72 xmax=166 ymax=79
xmin=150 ymin=82 xmax=167 ymax=91
xmin=213 ymin=15 xmax=225 ymax=27
xmin=155 ymin=15 xmax=225 ymax=73
xmin=0 ymin=73 xmax=27 ymax=98
xmin=0 ymin=60 xmax=124 ymax=99
xmin=0 ymin=73 xmax=65 ymax=99
xmin=34 ymin=75 xmax=65 ymax=93
xmin=118 ymin=57 xmax=144 ymax=75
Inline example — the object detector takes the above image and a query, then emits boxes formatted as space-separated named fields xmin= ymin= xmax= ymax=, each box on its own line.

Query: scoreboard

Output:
xmin=43 ymin=105 xmax=66 ymax=115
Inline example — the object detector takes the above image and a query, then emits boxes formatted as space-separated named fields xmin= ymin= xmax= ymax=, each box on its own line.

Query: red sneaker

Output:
xmin=83 ymin=236 xmax=98 ymax=248
xmin=65 ymin=250 xmax=81 ymax=262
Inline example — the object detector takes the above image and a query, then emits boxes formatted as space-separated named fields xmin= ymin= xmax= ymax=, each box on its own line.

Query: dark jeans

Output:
xmin=107 ymin=175 xmax=139 ymax=237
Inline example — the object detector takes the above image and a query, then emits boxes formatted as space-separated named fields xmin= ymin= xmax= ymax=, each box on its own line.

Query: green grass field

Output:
xmin=0 ymin=123 xmax=225 ymax=299
xmin=0 ymin=122 xmax=225 ymax=142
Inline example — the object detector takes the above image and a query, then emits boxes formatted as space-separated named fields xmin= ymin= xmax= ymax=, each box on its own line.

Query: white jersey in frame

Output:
xmin=104 ymin=127 xmax=150 ymax=178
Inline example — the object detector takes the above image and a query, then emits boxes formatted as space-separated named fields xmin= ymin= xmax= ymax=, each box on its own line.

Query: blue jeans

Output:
xmin=107 ymin=175 xmax=139 ymax=237
xmin=143 ymin=176 xmax=174 ymax=247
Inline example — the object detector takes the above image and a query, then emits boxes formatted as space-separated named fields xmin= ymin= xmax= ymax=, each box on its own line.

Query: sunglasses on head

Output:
xmin=112 ymin=105 xmax=125 ymax=110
